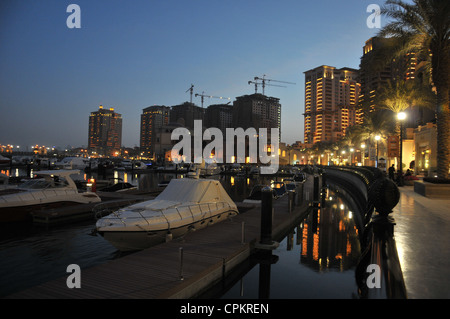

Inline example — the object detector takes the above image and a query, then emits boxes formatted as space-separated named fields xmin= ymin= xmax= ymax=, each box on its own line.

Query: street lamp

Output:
xmin=375 ymin=135 xmax=381 ymax=168
xmin=397 ymin=112 xmax=407 ymax=184
xmin=361 ymin=143 xmax=366 ymax=166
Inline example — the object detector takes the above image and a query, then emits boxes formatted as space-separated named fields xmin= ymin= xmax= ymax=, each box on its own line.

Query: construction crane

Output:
xmin=185 ymin=84 xmax=194 ymax=103
xmin=253 ymin=75 xmax=296 ymax=95
xmin=195 ymin=92 xmax=231 ymax=108
xmin=248 ymin=80 xmax=286 ymax=94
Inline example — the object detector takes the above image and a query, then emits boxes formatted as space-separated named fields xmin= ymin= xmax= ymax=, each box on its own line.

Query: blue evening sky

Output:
xmin=0 ymin=0 xmax=381 ymax=150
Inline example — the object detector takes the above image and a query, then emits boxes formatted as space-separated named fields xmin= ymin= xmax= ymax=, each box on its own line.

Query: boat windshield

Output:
xmin=19 ymin=176 xmax=70 ymax=189
xmin=19 ymin=179 xmax=52 ymax=189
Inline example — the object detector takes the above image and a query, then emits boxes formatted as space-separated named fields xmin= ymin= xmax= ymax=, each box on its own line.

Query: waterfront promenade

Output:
xmin=392 ymin=185 xmax=450 ymax=299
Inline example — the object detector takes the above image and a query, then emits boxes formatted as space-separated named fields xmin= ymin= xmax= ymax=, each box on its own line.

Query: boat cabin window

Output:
xmin=19 ymin=179 xmax=52 ymax=189
xmin=20 ymin=175 xmax=69 ymax=189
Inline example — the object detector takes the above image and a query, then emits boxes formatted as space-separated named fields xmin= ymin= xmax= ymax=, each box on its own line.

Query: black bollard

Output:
xmin=288 ymin=191 xmax=294 ymax=213
xmin=260 ymin=187 xmax=273 ymax=246
xmin=26 ymin=163 xmax=31 ymax=178
xmin=255 ymin=187 xmax=279 ymax=250
xmin=313 ymin=175 xmax=319 ymax=202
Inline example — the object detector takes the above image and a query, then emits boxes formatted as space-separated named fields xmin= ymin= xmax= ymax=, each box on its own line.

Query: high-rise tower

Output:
xmin=303 ymin=66 xmax=360 ymax=144
xmin=88 ymin=105 xmax=122 ymax=156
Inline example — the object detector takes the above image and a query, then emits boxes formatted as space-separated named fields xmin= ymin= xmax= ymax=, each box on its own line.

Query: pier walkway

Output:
xmin=6 ymin=178 xmax=314 ymax=299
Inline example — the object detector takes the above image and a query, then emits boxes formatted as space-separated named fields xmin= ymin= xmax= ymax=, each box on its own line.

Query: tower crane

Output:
xmin=253 ymin=75 xmax=296 ymax=95
xmin=195 ymin=92 xmax=231 ymax=108
xmin=185 ymin=84 xmax=194 ymax=103
xmin=248 ymin=80 xmax=286 ymax=94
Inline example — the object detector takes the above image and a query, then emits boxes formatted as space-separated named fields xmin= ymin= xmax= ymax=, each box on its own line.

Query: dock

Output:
xmin=6 ymin=176 xmax=314 ymax=299
xmin=30 ymin=189 xmax=161 ymax=225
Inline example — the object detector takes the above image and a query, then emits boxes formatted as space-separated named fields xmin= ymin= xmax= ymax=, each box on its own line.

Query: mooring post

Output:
xmin=256 ymin=187 xmax=279 ymax=250
xmin=288 ymin=191 xmax=294 ymax=213
xmin=296 ymin=182 xmax=303 ymax=206
xmin=260 ymin=187 xmax=273 ymax=245
xmin=313 ymin=175 xmax=319 ymax=204
xmin=179 ymin=247 xmax=184 ymax=281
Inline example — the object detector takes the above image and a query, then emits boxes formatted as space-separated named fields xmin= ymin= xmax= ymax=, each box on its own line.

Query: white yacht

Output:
xmin=54 ymin=157 xmax=90 ymax=170
xmin=96 ymin=178 xmax=238 ymax=251
xmin=189 ymin=160 xmax=221 ymax=176
xmin=0 ymin=170 xmax=101 ymax=222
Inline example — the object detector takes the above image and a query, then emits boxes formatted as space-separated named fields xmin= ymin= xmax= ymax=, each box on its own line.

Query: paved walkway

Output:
xmin=392 ymin=186 xmax=450 ymax=299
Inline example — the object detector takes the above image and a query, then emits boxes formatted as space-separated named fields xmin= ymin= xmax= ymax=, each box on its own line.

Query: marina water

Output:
xmin=0 ymin=169 xmax=361 ymax=298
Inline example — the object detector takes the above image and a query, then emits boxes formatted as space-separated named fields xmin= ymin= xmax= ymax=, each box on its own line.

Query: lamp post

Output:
xmin=375 ymin=135 xmax=381 ymax=168
xmin=361 ymin=143 xmax=366 ymax=166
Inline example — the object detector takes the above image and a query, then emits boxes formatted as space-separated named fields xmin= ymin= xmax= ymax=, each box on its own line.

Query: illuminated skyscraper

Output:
xmin=88 ymin=105 xmax=122 ymax=156
xmin=303 ymin=66 xmax=360 ymax=144
xmin=140 ymin=105 xmax=170 ymax=158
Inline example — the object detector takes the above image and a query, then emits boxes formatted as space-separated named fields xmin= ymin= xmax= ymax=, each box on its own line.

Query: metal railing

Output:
xmin=321 ymin=166 xmax=407 ymax=299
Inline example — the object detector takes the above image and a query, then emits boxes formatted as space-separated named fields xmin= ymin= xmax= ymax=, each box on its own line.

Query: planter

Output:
xmin=414 ymin=180 xmax=450 ymax=198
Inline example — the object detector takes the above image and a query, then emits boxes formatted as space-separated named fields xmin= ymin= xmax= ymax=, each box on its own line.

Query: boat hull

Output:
xmin=0 ymin=200 xmax=98 ymax=223
xmin=98 ymin=209 xmax=237 ymax=251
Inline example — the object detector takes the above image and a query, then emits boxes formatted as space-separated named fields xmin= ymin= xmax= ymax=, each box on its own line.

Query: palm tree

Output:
xmin=379 ymin=0 xmax=450 ymax=178
xmin=349 ymin=110 xmax=396 ymax=166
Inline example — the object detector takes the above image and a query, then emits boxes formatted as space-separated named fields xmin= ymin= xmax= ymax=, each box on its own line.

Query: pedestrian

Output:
xmin=389 ymin=164 xmax=395 ymax=180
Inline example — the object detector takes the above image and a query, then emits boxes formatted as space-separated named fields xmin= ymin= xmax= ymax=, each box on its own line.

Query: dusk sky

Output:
xmin=0 ymin=0 xmax=381 ymax=150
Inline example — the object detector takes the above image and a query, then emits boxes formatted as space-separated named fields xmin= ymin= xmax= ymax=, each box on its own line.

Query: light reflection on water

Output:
xmin=209 ymin=188 xmax=361 ymax=299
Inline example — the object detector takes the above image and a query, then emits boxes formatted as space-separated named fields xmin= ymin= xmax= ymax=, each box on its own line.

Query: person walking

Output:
xmin=389 ymin=164 xmax=395 ymax=180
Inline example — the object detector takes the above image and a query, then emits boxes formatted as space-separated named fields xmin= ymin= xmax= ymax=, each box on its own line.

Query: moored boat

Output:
xmin=95 ymin=178 xmax=239 ymax=251
xmin=0 ymin=170 xmax=101 ymax=222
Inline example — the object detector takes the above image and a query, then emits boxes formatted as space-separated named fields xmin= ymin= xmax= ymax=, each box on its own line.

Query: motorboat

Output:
xmin=271 ymin=181 xmax=287 ymax=198
xmin=0 ymin=170 xmax=101 ymax=222
xmin=96 ymin=178 xmax=239 ymax=251
xmin=133 ymin=161 xmax=148 ymax=170
xmin=243 ymin=182 xmax=287 ymax=204
xmin=99 ymin=182 xmax=137 ymax=192
xmin=0 ymin=155 xmax=10 ymax=165
xmin=189 ymin=159 xmax=221 ymax=176
xmin=243 ymin=185 xmax=277 ymax=204
xmin=203 ymin=161 xmax=221 ymax=176
xmin=54 ymin=157 xmax=90 ymax=170
xmin=283 ymin=179 xmax=297 ymax=192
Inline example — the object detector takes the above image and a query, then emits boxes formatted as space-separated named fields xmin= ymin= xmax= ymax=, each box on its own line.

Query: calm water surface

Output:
xmin=0 ymin=169 xmax=361 ymax=298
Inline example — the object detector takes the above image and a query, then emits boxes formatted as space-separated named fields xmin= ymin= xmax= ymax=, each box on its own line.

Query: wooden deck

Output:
xmin=6 ymin=176 xmax=315 ymax=299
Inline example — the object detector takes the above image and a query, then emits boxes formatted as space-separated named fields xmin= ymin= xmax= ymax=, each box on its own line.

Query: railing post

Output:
xmin=355 ymin=177 xmax=407 ymax=299
xmin=179 ymin=247 xmax=184 ymax=281
xmin=260 ymin=187 xmax=273 ymax=246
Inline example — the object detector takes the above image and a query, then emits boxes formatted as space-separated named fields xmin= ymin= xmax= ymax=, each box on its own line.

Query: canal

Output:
xmin=0 ymin=168 xmax=361 ymax=298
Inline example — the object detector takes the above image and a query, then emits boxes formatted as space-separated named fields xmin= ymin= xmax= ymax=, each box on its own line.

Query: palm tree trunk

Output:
xmin=433 ymin=53 xmax=450 ymax=179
